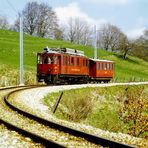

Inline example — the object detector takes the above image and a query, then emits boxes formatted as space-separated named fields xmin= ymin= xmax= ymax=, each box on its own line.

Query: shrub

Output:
xmin=119 ymin=86 xmax=148 ymax=138
xmin=56 ymin=94 xmax=94 ymax=122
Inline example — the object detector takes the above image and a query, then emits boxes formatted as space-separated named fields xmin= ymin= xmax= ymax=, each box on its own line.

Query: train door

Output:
xmin=58 ymin=55 xmax=62 ymax=74
xmin=89 ymin=60 xmax=96 ymax=77
xmin=60 ymin=55 xmax=65 ymax=74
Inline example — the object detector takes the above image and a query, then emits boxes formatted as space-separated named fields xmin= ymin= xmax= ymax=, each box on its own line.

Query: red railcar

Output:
xmin=89 ymin=58 xmax=114 ymax=83
xmin=37 ymin=47 xmax=114 ymax=84
xmin=37 ymin=47 xmax=89 ymax=84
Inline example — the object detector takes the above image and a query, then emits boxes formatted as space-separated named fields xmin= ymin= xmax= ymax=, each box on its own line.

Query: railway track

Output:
xmin=0 ymin=85 xmax=136 ymax=148
xmin=0 ymin=86 xmax=63 ymax=147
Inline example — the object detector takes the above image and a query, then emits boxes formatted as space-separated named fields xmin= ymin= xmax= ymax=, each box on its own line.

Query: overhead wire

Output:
xmin=6 ymin=0 xmax=18 ymax=14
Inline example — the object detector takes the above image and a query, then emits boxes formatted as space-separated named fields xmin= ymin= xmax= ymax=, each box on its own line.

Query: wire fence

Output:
xmin=0 ymin=74 xmax=37 ymax=87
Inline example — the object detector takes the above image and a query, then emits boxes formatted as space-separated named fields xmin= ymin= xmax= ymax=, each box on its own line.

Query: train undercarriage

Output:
xmin=37 ymin=74 xmax=111 ymax=85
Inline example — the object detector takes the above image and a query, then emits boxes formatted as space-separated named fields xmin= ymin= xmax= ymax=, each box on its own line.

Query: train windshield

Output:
xmin=43 ymin=54 xmax=58 ymax=64
xmin=37 ymin=54 xmax=42 ymax=64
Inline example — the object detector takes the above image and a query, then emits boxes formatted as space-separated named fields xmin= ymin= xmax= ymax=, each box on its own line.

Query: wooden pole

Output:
xmin=53 ymin=92 xmax=63 ymax=114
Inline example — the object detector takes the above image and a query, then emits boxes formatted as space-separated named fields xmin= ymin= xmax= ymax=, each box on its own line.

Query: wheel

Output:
xmin=52 ymin=75 xmax=58 ymax=85
xmin=44 ymin=79 xmax=50 ymax=85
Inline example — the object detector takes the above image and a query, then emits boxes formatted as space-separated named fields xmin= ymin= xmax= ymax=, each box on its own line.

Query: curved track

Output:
xmin=0 ymin=86 xmax=64 ymax=147
xmin=3 ymin=86 xmax=135 ymax=148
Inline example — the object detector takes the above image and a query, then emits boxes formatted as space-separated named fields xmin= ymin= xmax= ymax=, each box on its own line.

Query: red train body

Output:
xmin=37 ymin=47 xmax=114 ymax=84
xmin=89 ymin=58 xmax=114 ymax=83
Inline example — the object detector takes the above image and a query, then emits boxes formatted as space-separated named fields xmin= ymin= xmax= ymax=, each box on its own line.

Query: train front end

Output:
xmin=37 ymin=48 xmax=59 ymax=84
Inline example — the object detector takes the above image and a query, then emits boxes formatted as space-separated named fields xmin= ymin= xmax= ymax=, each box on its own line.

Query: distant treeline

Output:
xmin=0 ymin=1 xmax=148 ymax=61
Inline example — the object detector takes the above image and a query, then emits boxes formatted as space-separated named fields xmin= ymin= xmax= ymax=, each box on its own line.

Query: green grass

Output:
xmin=0 ymin=29 xmax=148 ymax=85
xmin=44 ymin=84 xmax=148 ymax=138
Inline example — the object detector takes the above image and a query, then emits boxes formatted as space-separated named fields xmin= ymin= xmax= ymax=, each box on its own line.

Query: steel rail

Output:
xmin=0 ymin=87 xmax=64 ymax=148
xmin=0 ymin=86 xmax=24 ymax=91
xmin=4 ymin=87 xmax=135 ymax=148
xmin=0 ymin=118 xmax=64 ymax=148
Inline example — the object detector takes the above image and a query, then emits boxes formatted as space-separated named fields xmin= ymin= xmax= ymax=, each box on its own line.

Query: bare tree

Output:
xmin=23 ymin=1 xmax=39 ymax=35
xmin=118 ymin=33 xmax=132 ymax=59
xmin=13 ymin=2 xmax=39 ymax=34
xmin=54 ymin=27 xmax=64 ymax=40
xmin=37 ymin=3 xmax=58 ymax=38
xmin=13 ymin=2 xmax=58 ymax=38
xmin=66 ymin=17 xmax=91 ymax=45
xmin=132 ymin=30 xmax=148 ymax=61
xmin=0 ymin=15 xmax=9 ymax=29
xmin=67 ymin=18 xmax=76 ymax=43
xmin=98 ymin=23 xmax=124 ymax=51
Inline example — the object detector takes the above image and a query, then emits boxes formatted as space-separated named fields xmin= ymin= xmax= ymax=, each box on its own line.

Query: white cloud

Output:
xmin=126 ymin=27 xmax=145 ymax=39
xmin=126 ymin=17 xmax=147 ymax=39
xmin=83 ymin=0 xmax=130 ymax=5
xmin=54 ymin=1 xmax=145 ymax=39
xmin=54 ymin=2 xmax=107 ymax=26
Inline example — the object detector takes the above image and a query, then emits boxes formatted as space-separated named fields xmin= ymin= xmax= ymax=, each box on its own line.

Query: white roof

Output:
xmin=43 ymin=47 xmax=85 ymax=57
xmin=89 ymin=58 xmax=114 ymax=63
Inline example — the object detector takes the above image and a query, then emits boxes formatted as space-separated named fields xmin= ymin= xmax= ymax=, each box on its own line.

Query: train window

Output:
xmin=65 ymin=56 xmax=67 ymax=65
xmin=62 ymin=56 xmax=66 ymax=65
xmin=103 ymin=63 xmax=107 ymax=70
xmin=44 ymin=55 xmax=58 ymax=64
xmin=63 ymin=56 xmax=66 ymax=65
xmin=62 ymin=56 xmax=64 ymax=65
xmin=44 ymin=54 xmax=48 ymax=64
xmin=48 ymin=57 xmax=51 ymax=64
xmin=71 ymin=57 xmax=74 ymax=65
xmin=105 ymin=63 xmax=107 ymax=70
xmin=68 ymin=56 xmax=70 ymax=65
xmin=37 ymin=54 xmax=42 ymax=64
xmin=98 ymin=63 xmax=100 ymax=70
xmin=47 ymin=56 xmax=53 ymax=64
xmin=86 ymin=59 xmax=89 ymax=67
xmin=77 ymin=58 xmax=79 ymax=66
xmin=53 ymin=56 xmax=58 ymax=64
xmin=107 ymin=63 xmax=110 ymax=70
xmin=109 ymin=63 xmax=112 ymax=70
xmin=99 ymin=63 xmax=102 ymax=70
xmin=100 ymin=63 xmax=101 ymax=69
xmin=83 ymin=59 xmax=85 ymax=66
xmin=83 ymin=59 xmax=88 ymax=67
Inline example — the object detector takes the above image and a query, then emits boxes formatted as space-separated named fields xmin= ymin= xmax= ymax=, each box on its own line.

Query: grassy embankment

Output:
xmin=0 ymin=29 xmax=148 ymax=86
xmin=44 ymin=84 xmax=148 ymax=139
xmin=1 ymin=29 xmax=147 ymax=140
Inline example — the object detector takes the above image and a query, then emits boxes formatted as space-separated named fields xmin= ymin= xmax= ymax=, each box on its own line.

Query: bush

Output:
xmin=57 ymin=94 xmax=94 ymax=122
xmin=119 ymin=86 xmax=148 ymax=138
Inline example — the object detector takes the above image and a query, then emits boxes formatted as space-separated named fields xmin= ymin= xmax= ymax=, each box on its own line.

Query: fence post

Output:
xmin=53 ymin=92 xmax=63 ymax=114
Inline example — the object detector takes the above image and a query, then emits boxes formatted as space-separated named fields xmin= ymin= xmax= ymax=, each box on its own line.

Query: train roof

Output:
xmin=39 ymin=47 xmax=85 ymax=57
xmin=89 ymin=58 xmax=114 ymax=63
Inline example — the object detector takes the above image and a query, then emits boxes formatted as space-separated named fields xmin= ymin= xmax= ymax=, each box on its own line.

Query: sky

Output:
xmin=0 ymin=0 xmax=148 ymax=39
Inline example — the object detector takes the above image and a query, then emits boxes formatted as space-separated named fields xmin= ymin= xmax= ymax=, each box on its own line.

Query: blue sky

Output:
xmin=0 ymin=0 xmax=148 ymax=38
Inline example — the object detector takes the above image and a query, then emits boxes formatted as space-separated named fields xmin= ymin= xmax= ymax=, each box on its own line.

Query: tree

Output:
xmin=98 ymin=23 xmax=124 ymax=51
xmin=132 ymin=30 xmax=148 ymax=61
xmin=67 ymin=18 xmax=76 ymax=43
xmin=118 ymin=34 xmax=132 ymax=59
xmin=36 ymin=3 xmax=58 ymax=38
xmin=23 ymin=1 xmax=39 ymax=35
xmin=119 ymin=86 xmax=147 ymax=137
xmin=0 ymin=15 xmax=9 ymax=29
xmin=13 ymin=2 xmax=58 ymax=38
xmin=54 ymin=27 xmax=64 ymax=40
xmin=66 ymin=17 xmax=91 ymax=45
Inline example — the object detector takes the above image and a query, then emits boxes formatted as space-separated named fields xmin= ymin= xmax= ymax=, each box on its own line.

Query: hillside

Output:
xmin=0 ymin=29 xmax=148 ymax=85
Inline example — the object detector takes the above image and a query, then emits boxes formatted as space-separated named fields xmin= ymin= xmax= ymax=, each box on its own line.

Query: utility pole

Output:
xmin=19 ymin=12 xmax=24 ymax=85
xmin=93 ymin=25 xmax=97 ymax=59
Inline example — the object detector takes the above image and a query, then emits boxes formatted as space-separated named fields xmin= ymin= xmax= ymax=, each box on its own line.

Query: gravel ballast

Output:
xmin=10 ymin=82 xmax=148 ymax=147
